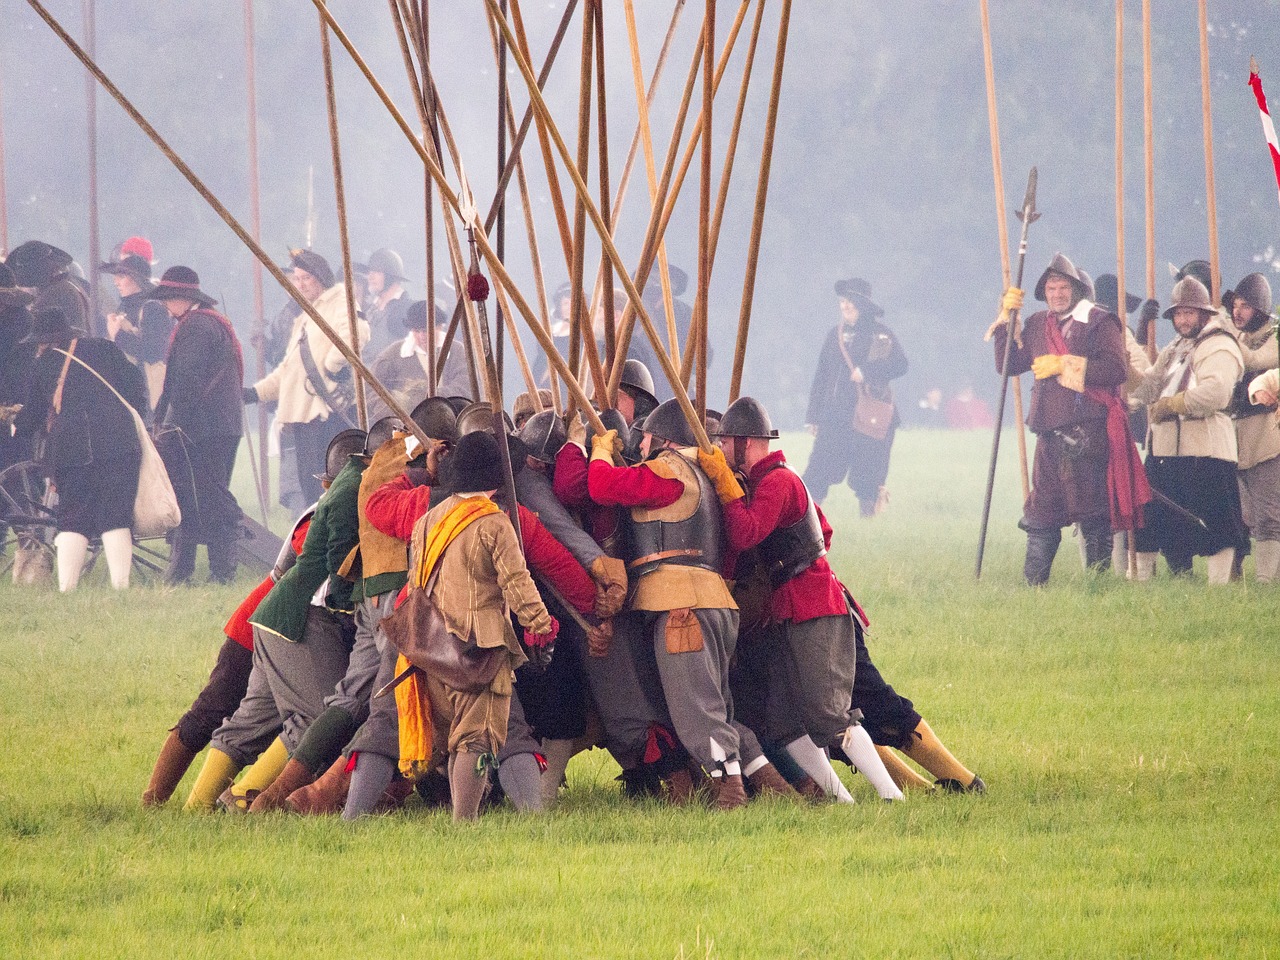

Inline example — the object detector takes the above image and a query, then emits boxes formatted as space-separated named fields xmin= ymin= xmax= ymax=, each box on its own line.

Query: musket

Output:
xmin=976 ymin=166 xmax=1040 ymax=580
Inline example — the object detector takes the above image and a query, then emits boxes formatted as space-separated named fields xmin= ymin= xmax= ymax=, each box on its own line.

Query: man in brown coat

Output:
xmin=994 ymin=253 xmax=1131 ymax=584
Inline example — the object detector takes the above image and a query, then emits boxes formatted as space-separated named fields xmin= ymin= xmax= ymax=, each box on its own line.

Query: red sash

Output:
xmin=1043 ymin=312 xmax=1151 ymax=531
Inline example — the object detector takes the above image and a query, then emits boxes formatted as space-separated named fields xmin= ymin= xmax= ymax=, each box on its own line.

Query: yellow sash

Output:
xmin=396 ymin=496 xmax=501 ymax=778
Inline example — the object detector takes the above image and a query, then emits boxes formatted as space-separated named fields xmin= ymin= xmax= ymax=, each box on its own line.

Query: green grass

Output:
xmin=2 ymin=428 xmax=1278 ymax=958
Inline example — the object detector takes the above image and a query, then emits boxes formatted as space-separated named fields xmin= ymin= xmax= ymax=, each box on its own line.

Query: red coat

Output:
xmin=721 ymin=450 xmax=849 ymax=624
xmin=585 ymin=456 xmax=684 ymax=509
xmin=365 ymin=475 xmax=596 ymax=615
xmin=553 ymin=442 xmax=624 ymax=546
xmin=222 ymin=517 xmax=311 ymax=650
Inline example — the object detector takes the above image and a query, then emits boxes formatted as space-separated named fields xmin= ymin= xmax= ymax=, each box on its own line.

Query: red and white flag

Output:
xmin=1248 ymin=59 xmax=1280 ymax=209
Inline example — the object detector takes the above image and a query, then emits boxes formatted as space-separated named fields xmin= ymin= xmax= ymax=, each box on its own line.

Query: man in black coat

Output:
xmin=13 ymin=297 xmax=147 ymax=590
xmin=0 ymin=262 xmax=36 ymax=476
xmin=803 ymin=278 xmax=908 ymax=516
xmin=150 ymin=266 xmax=245 ymax=585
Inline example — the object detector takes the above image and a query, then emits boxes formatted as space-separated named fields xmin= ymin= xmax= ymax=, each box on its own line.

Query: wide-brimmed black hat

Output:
xmin=441 ymin=430 xmax=505 ymax=492
xmin=403 ymin=299 xmax=449 ymax=332
xmin=22 ymin=289 xmax=74 ymax=344
xmin=0 ymin=262 xmax=35 ymax=309
xmin=147 ymin=265 xmax=216 ymax=306
xmin=100 ymin=254 xmax=153 ymax=285
xmin=1093 ymin=274 xmax=1142 ymax=314
xmin=643 ymin=264 xmax=689 ymax=300
xmin=833 ymin=277 xmax=884 ymax=318
xmin=1172 ymin=259 xmax=1213 ymax=290
xmin=7 ymin=240 xmax=74 ymax=288
xmin=285 ymin=249 xmax=335 ymax=290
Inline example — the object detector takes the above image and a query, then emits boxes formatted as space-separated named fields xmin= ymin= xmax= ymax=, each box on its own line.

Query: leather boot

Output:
xmin=142 ymin=730 xmax=198 ymax=807
xmin=1080 ymin=519 xmax=1113 ymax=572
xmin=1023 ymin=527 xmax=1061 ymax=586
xmin=249 ymin=758 xmax=315 ymax=813
xmin=164 ymin=531 xmax=197 ymax=586
xmin=285 ymin=756 xmax=351 ymax=815
xmin=449 ymin=751 xmax=490 ymax=822
xmin=663 ymin=765 xmax=696 ymax=805
xmin=746 ymin=762 xmax=799 ymax=799
xmin=708 ymin=773 xmax=747 ymax=811
xmin=792 ymin=775 xmax=827 ymax=802
xmin=373 ymin=776 xmax=415 ymax=814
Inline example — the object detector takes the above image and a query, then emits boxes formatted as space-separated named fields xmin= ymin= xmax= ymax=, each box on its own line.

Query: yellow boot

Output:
xmin=183 ymin=749 xmax=241 ymax=812
xmin=900 ymin=719 xmax=984 ymax=793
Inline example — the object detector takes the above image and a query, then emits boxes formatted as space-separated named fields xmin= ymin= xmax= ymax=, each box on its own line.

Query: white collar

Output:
xmin=399 ymin=332 xmax=420 ymax=359
xmin=1068 ymin=299 xmax=1093 ymax=325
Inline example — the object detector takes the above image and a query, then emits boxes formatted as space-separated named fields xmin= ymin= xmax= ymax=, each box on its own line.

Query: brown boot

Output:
xmin=285 ymin=757 xmax=351 ymax=815
xmin=746 ymin=762 xmax=799 ymax=800
xmin=142 ymin=730 xmax=198 ymax=807
xmin=249 ymin=758 xmax=315 ymax=813
xmin=792 ymin=775 xmax=827 ymax=802
xmin=373 ymin=775 xmax=415 ymax=814
xmin=663 ymin=766 xmax=697 ymax=805
xmin=709 ymin=773 xmax=748 ymax=811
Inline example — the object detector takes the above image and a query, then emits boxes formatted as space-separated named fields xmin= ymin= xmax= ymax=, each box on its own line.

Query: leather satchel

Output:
xmin=380 ymin=565 xmax=505 ymax=694
xmin=297 ymin=332 xmax=357 ymax=428
xmin=852 ymin=383 xmax=894 ymax=441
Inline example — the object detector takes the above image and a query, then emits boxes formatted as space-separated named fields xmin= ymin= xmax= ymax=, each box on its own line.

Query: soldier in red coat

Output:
xmin=713 ymin=396 xmax=984 ymax=796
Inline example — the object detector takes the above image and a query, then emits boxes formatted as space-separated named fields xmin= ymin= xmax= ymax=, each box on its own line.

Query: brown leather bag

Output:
xmin=380 ymin=565 xmax=505 ymax=694
xmin=852 ymin=383 xmax=894 ymax=441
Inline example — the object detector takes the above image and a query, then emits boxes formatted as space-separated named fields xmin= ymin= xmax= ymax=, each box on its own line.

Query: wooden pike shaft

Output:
xmin=306 ymin=0 xmax=606 ymax=434
xmin=595 ymin=1 xmax=616 ymax=373
xmin=319 ymin=3 xmax=368 ymax=430
xmin=978 ymin=0 xmax=1030 ymax=503
xmin=1198 ymin=0 xmax=1220 ymax=302
xmin=729 ymin=0 xmax=789 ymax=404
xmin=1142 ymin=0 xmax=1155 ymax=306
xmin=490 ymin=0 xmax=713 ymax=449
xmin=696 ymin=0 xmax=713 ymax=423
xmin=607 ymin=0 xmax=752 ymax=400
xmin=1115 ymin=0 xmax=1126 ymax=331
xmin=25 ymin=0 xmax=433 ymax=447
xmin=567 ymin=0 xmax=593 ymax=389
xmin=83 ymin=0 xmax=101 ymax=330
xmin=243 ymin=0 xmax=269 ymax=503
xmin=0 ymin=65 xmax=7 ymax=252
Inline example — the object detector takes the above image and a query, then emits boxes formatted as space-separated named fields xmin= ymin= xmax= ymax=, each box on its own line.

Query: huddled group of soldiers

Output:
xmin=991 ymin=252 xmax=1280 ymax=585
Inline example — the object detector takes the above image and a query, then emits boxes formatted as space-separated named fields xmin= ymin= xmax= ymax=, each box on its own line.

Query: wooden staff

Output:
xmin=420 ymin=0 xmax=438 ymax=395
xmin=495 ymin=0 xmax=509 ymax=385
xmin=1115 ymin=0 xmax=1126 ymax=330
xmin=1198 ymin=0 xmax=1220 ymax=301
xmin=607 ymin=0 xmax=753 ymax=399
xmin=695 ymin=0 xmax=715 ymax=422
xmin=492 ymin=0 xmax=713 ymax=448
xmin=567 ymin=0 xmax=594 ymax=391
xmin=433 ymin=0 xmax=578 ymax=390
xmin=623 ymin=0 xmax=680 ymax=358
xmin=24 ymin=0 xmax=437 ymax=448
xmin=1142 ymin=0 xmax=1157 ymax=362
xmin=242 ymin=0 xmax=269 ymax=504
xmin=303 ymin=0 xmax=605 ymax=434
xmin=595 ymin=0 xmax=616 ymax=372
xmin=729 ymin=0 xmax=790 ymax=403
xmin=83 ymin=0 xmax=101 ymax=329
xmin=979 ymin=0 xmax=1030 ymax=502
xmin=0 ymin=65 xmax=8 ymax=253
xmin=319 ymin=2 xmax=368 ymax=430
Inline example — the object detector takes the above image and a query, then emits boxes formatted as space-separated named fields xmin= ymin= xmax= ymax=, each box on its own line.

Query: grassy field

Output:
xmin=1 ymin=428 xmax=1278 ymax=958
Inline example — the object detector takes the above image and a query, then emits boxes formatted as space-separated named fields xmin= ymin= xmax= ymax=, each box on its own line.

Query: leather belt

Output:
xmin=628 ymin=548 xmax=704 ymax=569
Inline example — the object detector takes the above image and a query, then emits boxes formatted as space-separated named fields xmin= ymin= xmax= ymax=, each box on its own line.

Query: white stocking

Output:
xmin=100 ymin=528 xmax=133 ymax=589
xmin=1254 ymin=540 xmax=1280 ymax=584
xmin=54 ymin=531 xmax=89 ymax=592
xmin=841 ymin=725 xmax=905 ymax=801
xmin=783 ymin=735 xmax=853 ymax=804
xmin=1206 ymin=546 xmax=1235 ymax=586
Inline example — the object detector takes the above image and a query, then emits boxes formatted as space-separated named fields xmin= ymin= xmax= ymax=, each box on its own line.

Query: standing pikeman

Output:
xmin=803 ymin=278 xmax=908 ymax=517
xmin=993 ymin=254 xmax=1135 ymax=584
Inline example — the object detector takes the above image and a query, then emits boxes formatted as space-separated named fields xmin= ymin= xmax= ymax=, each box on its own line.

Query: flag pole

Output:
xmin=1142 ymin=0 xmax=1157 ymax=362
xmin=1198 ymin=0 xmax=1221 ymax=302
xmin=243 ymin=0 xmax=270 ymax=507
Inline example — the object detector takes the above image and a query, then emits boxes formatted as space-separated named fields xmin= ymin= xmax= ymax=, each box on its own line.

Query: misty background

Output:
xmin=3 ymin=0 xmax=1279 ymax=427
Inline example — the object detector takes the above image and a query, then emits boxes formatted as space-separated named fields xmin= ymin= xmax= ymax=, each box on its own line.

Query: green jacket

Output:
xmin=250 ymin=455 xmax=365 ymax=642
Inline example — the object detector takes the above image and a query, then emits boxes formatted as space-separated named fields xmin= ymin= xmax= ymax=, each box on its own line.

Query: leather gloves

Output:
xmin=589 ymin=556 xmax=628 ymax=619
xmin=586 ymin=619 xmax=613 ymax=658
xmin=1031 ymin=354 xmax=1065 ymax=379
xmin=697 ymin=447 xmax=746 ymax=504
xmin=1002 ymin=287 xmax=1025 ymax=314
xmin=591 ymin=428 xmax=623 ymax=464
xmin=566 ymin=411 xmax=587 ymax=448
xmin=1149 ymin=392 xmax=1189 ymax=424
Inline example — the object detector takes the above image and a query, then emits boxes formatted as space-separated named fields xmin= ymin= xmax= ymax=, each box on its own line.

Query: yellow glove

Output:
xmin=697 ymin=447 xmax=746 ymax=504
xmin=590 ymin=429 xmax=623 ymax=464
xmin=1031 ymin=354 xmax=1066 ymax=380
xmin=1149 ymin=392 xmax=1189 ymax=424
xmin=589 ymin=556 xmax=628 ymax=618
xmin=1002 ymin=287 xmax=1024 ymax=314
xmin=566 ymin=411 xmax=587 ymax=448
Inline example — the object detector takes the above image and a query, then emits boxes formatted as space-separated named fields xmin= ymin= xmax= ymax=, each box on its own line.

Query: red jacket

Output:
xmin=365 ymin=475 xmax=596 ymax=615
xmin=721 ymin=451 xmax=848 ymax=624
xmin=223 ymin=518 xmax=311 ymax=650
xmin=585 ymin=455 xmax=684 ymax=509
xmin=553 ymin=442 xmax=625 ymax=547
